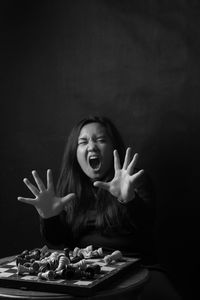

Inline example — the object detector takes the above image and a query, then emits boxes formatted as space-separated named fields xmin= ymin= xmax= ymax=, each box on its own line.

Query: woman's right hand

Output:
xmin=17 ymin=169 xmax=76 ymax=219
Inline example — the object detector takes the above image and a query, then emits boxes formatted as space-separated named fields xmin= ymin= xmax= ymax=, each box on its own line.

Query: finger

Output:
xmin=113 ymin=150 xmax=121 ymax=171
xmin=17 ymin=196 xmax=36 ymax=205
xmin=47 ymin=169 xmax=54 ymax=190
xmin=123 ymin=147 xmax=132 ymax=170
xmin=32 ymin=170 xmax=46 ymax=192
xmin=61 ymin=193 xmax=76 ymax=206
xmin=23 ymin=178 xmax=40 ymax=197
xmin=93 ymin=181 xmax=110 ymax=191
xmin=130 ymin=169 xmax=144 ymax=182
xmin=127 ymin=153 xmax=139 ymax=174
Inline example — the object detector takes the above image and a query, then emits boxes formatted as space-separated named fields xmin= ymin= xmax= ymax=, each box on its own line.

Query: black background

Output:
xmin=1 ymin=1 xmax=200 ymax=298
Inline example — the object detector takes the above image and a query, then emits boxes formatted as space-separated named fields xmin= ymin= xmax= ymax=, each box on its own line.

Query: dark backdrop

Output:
xmin=1 ymin=1 xmax=200 ymax=298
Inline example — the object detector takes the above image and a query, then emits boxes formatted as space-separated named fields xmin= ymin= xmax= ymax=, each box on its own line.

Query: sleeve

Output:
xmin=40 ymin=212 xmax=74 ymax=249
xmin=125 ymin=172 xmax=156 ymax=233
xmin=130 ymin=171 xmax=157 ymax=262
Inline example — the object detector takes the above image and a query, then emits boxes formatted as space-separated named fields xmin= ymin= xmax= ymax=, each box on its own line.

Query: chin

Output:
xmin=87 ymin=171 xmax=104 ymax=181
xmin=89 ymin=175 xmax=102 ymax=181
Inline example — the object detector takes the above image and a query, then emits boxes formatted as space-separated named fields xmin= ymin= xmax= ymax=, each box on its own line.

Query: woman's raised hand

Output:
xmin=17 ymin=169 xmax=76 ymax=219
xmin=93 ymin=147 xmax=144 ymax=203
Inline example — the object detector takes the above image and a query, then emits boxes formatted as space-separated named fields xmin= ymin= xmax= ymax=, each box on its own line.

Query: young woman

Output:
xmin=18 ymin=115 xmax=181 ymax=299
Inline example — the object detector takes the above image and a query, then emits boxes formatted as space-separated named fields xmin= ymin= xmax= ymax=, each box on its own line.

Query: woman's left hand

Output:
xmin=93 ymin=147 xmax=144 ymax=203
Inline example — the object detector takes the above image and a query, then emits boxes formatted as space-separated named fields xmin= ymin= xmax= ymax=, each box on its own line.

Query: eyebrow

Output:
xmin=96 ymin=135 xmax=106 ymax=139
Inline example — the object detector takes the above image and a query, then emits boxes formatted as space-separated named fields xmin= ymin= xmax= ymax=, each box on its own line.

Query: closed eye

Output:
xmin=78 ymin=139 xmax=88 ymax=145
xmin=97 ymin=138 xmax=106 ymax=143
xmin=96 ymin=136 xmax=107 ymax=142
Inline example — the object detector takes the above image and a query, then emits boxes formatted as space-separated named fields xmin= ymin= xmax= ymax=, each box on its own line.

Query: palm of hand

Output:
xmin=94 ymin=148 xmax=144 ymax=203
xmin=109 ymin=169 xmax=134 ymax=202
xmin=18 ymin=169 xmax=75 ymax=218
xmin=34 ymin=188 xmax=62 ymax=219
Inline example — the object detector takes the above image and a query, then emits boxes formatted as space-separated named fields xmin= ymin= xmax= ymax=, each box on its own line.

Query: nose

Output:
xmin=87 ymin=139 xmax=98 ymax=151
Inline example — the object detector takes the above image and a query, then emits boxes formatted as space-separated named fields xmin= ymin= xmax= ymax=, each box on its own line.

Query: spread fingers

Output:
xmin=23 ymin=178 xmax=40 ymax=197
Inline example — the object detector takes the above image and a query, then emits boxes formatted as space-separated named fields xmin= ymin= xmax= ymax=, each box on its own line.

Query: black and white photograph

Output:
xmin=1 ymin=1 xmax=200 ymax=299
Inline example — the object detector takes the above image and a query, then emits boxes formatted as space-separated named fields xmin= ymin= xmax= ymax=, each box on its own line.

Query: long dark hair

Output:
xmin=56 ymin=116 xmax=135 ymax=237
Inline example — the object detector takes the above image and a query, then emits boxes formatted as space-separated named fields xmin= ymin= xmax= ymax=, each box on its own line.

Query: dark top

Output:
xmin=40 ymin=172 xmax=157 ymax=264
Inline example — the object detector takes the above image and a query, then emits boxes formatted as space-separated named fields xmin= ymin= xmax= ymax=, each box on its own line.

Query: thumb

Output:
xmin=93 ymin=181 xmax=110 ymax=191
xmin=61 ymin=193 xmax=76 ymax=206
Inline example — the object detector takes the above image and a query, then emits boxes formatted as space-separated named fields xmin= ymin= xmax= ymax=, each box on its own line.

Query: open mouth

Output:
xmin=89 ymin=156 xmax=101 ymax=170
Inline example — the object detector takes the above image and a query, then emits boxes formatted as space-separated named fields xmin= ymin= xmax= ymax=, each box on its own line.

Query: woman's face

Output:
xmin=76 ymin=122 xmax=114 ymax=180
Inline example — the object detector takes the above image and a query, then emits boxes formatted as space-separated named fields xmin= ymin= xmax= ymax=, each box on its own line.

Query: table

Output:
xmin=0 ymin=255 xmax=149 ymax=300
